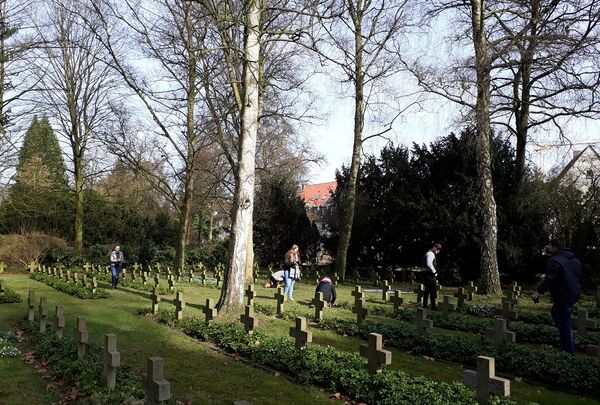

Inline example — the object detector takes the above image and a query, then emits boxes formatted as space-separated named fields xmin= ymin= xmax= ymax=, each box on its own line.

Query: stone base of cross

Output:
xmin=359 ymin=333 xmax=392 ymax=374
xmin=463 ymin=356 xmax=510 ymax=405
xmin=289 ymin=317 xmax=312 ymax=350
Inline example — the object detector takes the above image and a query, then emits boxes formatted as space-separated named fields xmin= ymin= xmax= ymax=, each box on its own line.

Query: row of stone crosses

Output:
xmin=28 ymin=266 xmax=100 ymax=292
xmin=25 ymin=290 xmax=170 ymax=405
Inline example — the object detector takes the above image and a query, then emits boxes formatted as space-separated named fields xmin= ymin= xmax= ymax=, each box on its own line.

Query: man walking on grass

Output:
xmin=422 ymin=243 xmax=442 ymax=310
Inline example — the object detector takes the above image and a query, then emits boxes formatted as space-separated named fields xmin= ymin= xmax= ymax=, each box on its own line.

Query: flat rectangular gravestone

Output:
xmin=275 ymin=287 xmax=285 ymax=316
xmin=54 ymin=305 xmax=65 ymax=339
xmin=27 ymin=291 xmax=35 ymax=322
xmin=413 ymin=308 xmax=433 ymax=336
xmin=485 ymin=318 xmax=516 ymax=347
xmin=414 ymin=284 xmax=424 ymax=304
xmin=289 ymin=317 xmax=312 ymax=350
xmin=359 ymin=333 xmax=392 ymax=374
xmin=463 ymin=356 xmax=510 ymax=404
xmin=39 ymin=296 xmax=48 ymax=333
xmin=203 ymin=298 xmax=217 ymax=324
xmin=174 ymin=292 xmax=185 ymax=320
xmin=572 ymin=308 xmax=597 ymax=336
xmin=76 ymin=316 xmax=89 ymax=360
xmin=103 ymin=334 xmax=120 ymax=389
xmin=240 ymin=304 xmax=258 ymax=334
xmin=439 ymin=295 xmax=456 ymax=314
xmin=146 ymin=357 xmax=171 ymax=404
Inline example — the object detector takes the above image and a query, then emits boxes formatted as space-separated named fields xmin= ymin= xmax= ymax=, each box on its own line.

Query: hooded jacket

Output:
xmin=537 ymin=248 xmax=582 ymax=304
xmin=315 ymin=277 xmax=336 ymax=304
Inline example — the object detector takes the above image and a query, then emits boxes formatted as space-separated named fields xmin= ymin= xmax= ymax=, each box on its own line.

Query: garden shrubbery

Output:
xmin=30 ymin=272 xmax=109 ymax=299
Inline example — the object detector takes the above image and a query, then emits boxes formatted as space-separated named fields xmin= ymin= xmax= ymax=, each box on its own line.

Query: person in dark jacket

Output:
xmin=421 ymin=243 xmax=442 ymax=310
xmin=531 ymin=238 xmax=582 ymax=355
xmin=314 ymin=277 xmax=336 ymax=307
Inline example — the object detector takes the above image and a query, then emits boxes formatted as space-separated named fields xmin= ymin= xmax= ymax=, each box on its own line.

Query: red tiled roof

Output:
xmin=298 ymin=181 xmax=337 ymax=208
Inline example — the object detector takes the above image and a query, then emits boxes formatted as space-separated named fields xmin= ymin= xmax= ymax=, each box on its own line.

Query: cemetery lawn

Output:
xmin=3 ymin=272 xmax=600 ymax=405
xmin=0 ymin=273 xmax=336 ymax=405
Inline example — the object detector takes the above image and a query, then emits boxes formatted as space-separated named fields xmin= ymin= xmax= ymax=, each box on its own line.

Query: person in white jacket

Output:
xmin=421 ymin=243 xmax=442 ymax=310
xmin=110 ymin=245 xmax=124 ymax=289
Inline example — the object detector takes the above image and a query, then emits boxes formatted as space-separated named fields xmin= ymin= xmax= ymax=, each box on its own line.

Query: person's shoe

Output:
xmin=289 ymin=297 xmax=294 ymax=301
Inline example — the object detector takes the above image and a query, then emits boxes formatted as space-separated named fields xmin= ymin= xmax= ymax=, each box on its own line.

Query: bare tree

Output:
xmin=32 ymin=0 xmax=117 ymax=254
xmin=303 ymin=0 xmax=415 ymax=280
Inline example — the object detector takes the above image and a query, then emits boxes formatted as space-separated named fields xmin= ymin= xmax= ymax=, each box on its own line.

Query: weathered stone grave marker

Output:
xmin=413 ymin=308 xmax=433 ymax=336
xmin=0 ymin=279 xmax=5 ymax=295
xmin=54 ymin=305 xmax=65 ymax=338
xmin=0 ymin=262 xmax=5 ymax=273
xmin=174 ymin=292 xmax=185 ymax=320
xmin=359 ymin=333 xmax=392 ymax=374
xmin=501 ymin=300 xmax=518 ymax=325
xmin=39 ymin=296 xmax=48 ymax=333
xmin=414 ymin=283 xmax=424 ymax=304
xmin=103 ymin=334 xmax=120 ymax=389
xmin=274 ymin=287 xmax=285 ymax=316
xmin=83 ymin=263 xmax=91 ymax=272
xmin=352 ymin=297 xmax=369 ymax=325
xmin=503 ymin=290 xmax=518 ymax=307
xmin=311 ymin=291 xmax=326 ymax=322
xmin=381 ymin=280 xmax=390 ymax=302
xmin=28 ymin=262 xmax=36 ymax=273
xmin=511 ymin=281 xmax=521 ymax=298
xmin=439 ymin=295 xmax=456 ymax=314
xmin=390 ymin=290 xmax=404 ymax=315
xmin=142 ymin=272 xmax=148 ymax=285
xmin=27 ymin=290 xmax=35 ymax=322
xmin=76 ymin=316 xmax=89 ymax=360
xmin=466 ymin=281 xmax=478 ymax=301
xmin=485 ymin=318 xmax=516 ymax=347
xmin=146 ymin=357 xmax=171 ymax=405
xmin=203 ymin=298 xmax=217 ymax=324
xmin=351 ymin=285 xmax=364 ymax=307
xmin=240 ymin=305 xmax=258 ymax=334
xmin=245 ymin=284 xmax=255 ymax=307
xmin=167 ymin=275 xmax=174 ymax=291
xmin=91 ymin=277 xmax=98 ymax=293
xmin=289 ymin=317 xmax=312 ymax=350
xmin=151 ymin=287 xmax=160 ymax=314
xmin=572 ymin=308 xmax=598 ymax=336
xmin=463 ymin=356 xmax=510 ymax=404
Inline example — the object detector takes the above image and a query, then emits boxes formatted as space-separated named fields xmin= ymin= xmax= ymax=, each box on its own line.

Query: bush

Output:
xmin=149 ymin=310 xmax=517 ymax=405
xmin=0 ymin=288 xmax=22 ymax=304
xmin=30 ymin=272 xmax=109 ymax=299
xmin=0 ymin=233 xmax=68 ymax=268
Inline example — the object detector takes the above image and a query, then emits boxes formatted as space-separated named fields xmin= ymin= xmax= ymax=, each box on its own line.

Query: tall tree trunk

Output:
xmin=218 ymin=0 xmax=261 ymax=312
xmin=73 ymin=157 xmax=84 ymax=255
xmin=470 ymin=0 xmax=501 ymax=294
xmin=335 ymin=3 xmax=364 ymax=281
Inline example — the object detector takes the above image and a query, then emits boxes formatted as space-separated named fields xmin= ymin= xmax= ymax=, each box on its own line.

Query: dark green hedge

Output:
xmin=30 ymin=273 xmax=109 ymax=299
xmin=0 ymin=288 xmax=22 ymax=304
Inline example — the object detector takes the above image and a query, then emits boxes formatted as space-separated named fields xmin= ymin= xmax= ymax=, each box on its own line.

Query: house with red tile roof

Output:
xmin=297 ymin=181 xmax=336 ymax=233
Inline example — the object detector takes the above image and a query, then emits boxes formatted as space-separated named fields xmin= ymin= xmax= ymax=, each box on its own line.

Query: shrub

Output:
xmin=30 ymin=272 xmax=109 ymax=299
xmin=0 ymin=232 xmax=68 ymax=268
xmin=0 ymin=289 xmax=22 ymax=304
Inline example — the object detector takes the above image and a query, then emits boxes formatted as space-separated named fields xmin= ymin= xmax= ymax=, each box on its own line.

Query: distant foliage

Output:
xmin=0 ymin=233 xmax=68 ymax=267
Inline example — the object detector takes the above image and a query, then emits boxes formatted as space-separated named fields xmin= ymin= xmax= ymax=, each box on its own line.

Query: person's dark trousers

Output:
xmin=111 ymin=264 xmax=121 ymax=289
xmin=422 ymin=273 xmax=437 ymax=309
xmin=551 ymin=301 xmax=576 ymax=355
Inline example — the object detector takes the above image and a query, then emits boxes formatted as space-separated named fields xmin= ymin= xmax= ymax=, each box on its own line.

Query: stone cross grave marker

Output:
xmin=131 ymin=270 xmax=136 ymax=281
xmin=312 ymin=291 xmax=326 ymax=322
xmin=501 ymin=300 xmax=518 ymax=325
xmin=503 ymin=290 xmax=518 ymax=307
xmin=55 ymin=305 xmax=65 ymax=338
xmin=381 ymin=280 xmax=390 ymax=302
xmin=289 ymin=317 xmax=312 ymax=350
xmin=216 ymin=271 xmax=222 ymax=287
xmin=466 ymin=281 xmax=478 ymax=301
xmin=463 ymin=356 xmax=510 ymax=404
xmin=203 ymin=298 xmax=217 ymax=324
xmin=414 ymin=284 xmax=424 ymax=304
xmin=440 ymin=295 xmax=456 ymax=314
xmin=76 ymin=316 xmax=89 ymax=360
xmin=133 ymin=262 xmax=140 ymax=272
xmin=0 ymin=262 xmax=4 ymax=273
xmin=82 ymin=275 xmax=88 ymax=288
xmin=146 ymin=357 xmax=171 ymax=405
xmin=103 ymin=334 xmax=121 ymax=389
xmin=39 ymin=296 xmax=48 ymax=333
xmin=174 ymin=292 xmax=185 ymax=320
xmin=351 ymin=285 xmax=364 ymax=307
xmin=245 ymin=284 xmax=255 ymax=307
xmin=66 ymin=270 xmax=72 ymax=283
xmin=156 ymin=263 xmax=162 ymax=274
xmin=91 ymin=277 xmax=98 ymax=293
xmin=59 ymin=269 xmax=64 ymax=280
xmin=188 ymin=269 xmax=194 ymax=283
xmin=83 ymin=263 xmax=91 ymax=272
xmin=485 ymin=318 xmax=516 ymax=347
xmin=28 ymin=262 xmax=36 ymax=273
xmin=0 ymin=279 xmax=5 ymax=295
xmin=154 ymin=274 xmax=160 ymax=289
xmin=359 ymin=333 xmax=392 ymax=374
xmin=142 ymin=272 xmax=148 ymax=285
xmin=151 ymin=287 xmax=160 ymax=314
xmin=572 ymin=308 xmax=597 ymax=336
xmin=390 ymin=290 xmax=404 ymax=315
xmin=413 ymin=308 xmax=433 ymax=336
xmin=275 ymin=287 xmax=285 ymax=316
xmin=353 ymin=297 xmax=369 ymax=325
xmin=511 ymin=281 xmax=521 ymax=298
xmin=201 ymin=269 xmax=207 ymax=285
xmin=167 ymin=275 xmax=174 ymax=291
xmin=240 ymin=304 xmax=258 ymax=334
xmin=586 ymin=344 xmax=600 ymax=358
xmin=332 ymin=272 xmax=340 ymax=285
xmin=27 ymin=290 xmax=36 ymax=322
xmin=73 ymin=272 xmax=79 ymax=284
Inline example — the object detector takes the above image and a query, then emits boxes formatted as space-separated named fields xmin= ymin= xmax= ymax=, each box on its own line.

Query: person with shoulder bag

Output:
xmin=283 ymin=244 xmax=301 ymax=300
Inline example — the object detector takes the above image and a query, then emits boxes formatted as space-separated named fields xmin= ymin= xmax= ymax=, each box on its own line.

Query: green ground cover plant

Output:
xmin=30 ymin=272 xmax=109 ymax=299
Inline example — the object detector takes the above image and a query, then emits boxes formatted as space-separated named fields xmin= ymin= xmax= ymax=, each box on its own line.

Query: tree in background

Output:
xmin=253 ymin=173 xmax=319 ymax=268
xmin=0 ymin=116 xmax=71 ymax=235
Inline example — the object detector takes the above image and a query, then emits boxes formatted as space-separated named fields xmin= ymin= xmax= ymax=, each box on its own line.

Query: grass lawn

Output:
xmin=2 ymin=271 xmax=599 ymax=405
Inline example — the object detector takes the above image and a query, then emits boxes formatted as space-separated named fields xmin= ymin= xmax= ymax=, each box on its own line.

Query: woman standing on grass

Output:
xmin=283 ymin=244 xmax=301 ymax=300
xmin=110 ymin=244 xmax=124 ymax=289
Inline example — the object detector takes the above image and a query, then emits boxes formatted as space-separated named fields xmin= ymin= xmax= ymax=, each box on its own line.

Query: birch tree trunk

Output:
xmin=470 ymin=0 xmax=501 ymax=294
xmin=218 ymin=0 xmax=261 ymax=312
